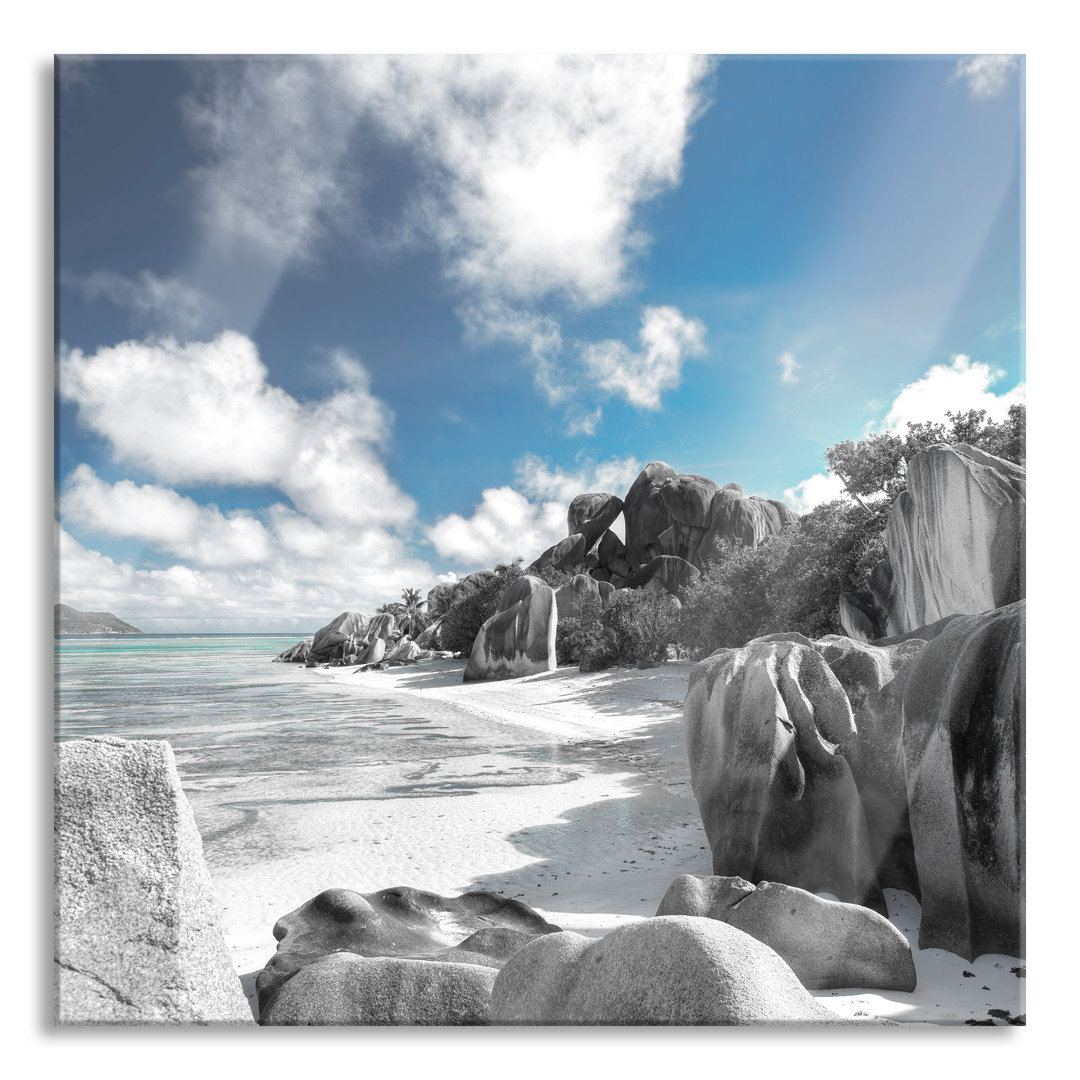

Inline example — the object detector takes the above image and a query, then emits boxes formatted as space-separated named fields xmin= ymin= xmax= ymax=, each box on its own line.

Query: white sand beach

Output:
xmin=183 ymin=657 xmax=1024 ymax=1025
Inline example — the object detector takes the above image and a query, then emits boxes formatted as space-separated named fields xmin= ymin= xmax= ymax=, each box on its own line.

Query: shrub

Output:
xmin=578 ymin=588 xmax=681 ymax=670
xmin=439 ymin=562 xmax=525 ymax=655
xmin=677 ymin=499 xmax=887 ymax=656
xmin=555 ymin=594 xmax=604 ymax=666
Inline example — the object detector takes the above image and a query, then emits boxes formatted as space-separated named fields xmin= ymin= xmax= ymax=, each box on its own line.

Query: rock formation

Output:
xmin=496 ymin=574 xmax=546 ymax=613
xmin=54 ymin=737 xmax=253 ymax=1024
xmin=260 ymin=953 xmax=497 ymax=1026
xmin=844 ymin=444 xmax=1025 ymax=640
xmin=621 ymin=462 xmax=796 ymax=574
xmin=462 ymin=585 xmax=557 ymax=682
xmin=257 ymin=885 xmax=558 ymax=1024
xmin=527 ymin=533 xmax=588 ymax=575
xmin=554 ymin=573 xmax=614 ymax=620
xmin=627 ymin=554 xmax=701 ymax=599
xmin=567 ymin=493 xmax=624 ymax=553
xmin=901 ymin=601 xmax=1024 ymax=960
xmin=273 ymin=637 xmax=313 ymax=663
xmin=491 ymin=916 xmax=875 ymax=1025
xmin=683 ymin=639 xmax=885 ymax=911
xmin=656 ymin=875 xmax=915 ymax=992
xmin=308 ymin=611 xmax=367 ymax=662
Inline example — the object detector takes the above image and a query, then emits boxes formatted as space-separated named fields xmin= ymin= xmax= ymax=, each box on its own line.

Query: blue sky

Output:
xmin=55 ymin=54 xmax=1025 ymax=632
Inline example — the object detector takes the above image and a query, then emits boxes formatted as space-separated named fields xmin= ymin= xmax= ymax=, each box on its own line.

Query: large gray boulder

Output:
xmin=683 ymin=640 xmax=884 ymax=911
xmin=496 ymin=574 xmax=546 ymax=614
xmin=491 ymin=917 xmax=873 ymax=1025
xmin=656 ymin=876 xmax=915 ymax=992
xmin=273 ymin=636 xmax=313 ymax=663
xmin=260 ymin=953 xmax=496 ymax=1026
xmin=554 ymin=573 xmax=612 ymax=620
xmin=699 ymin=489 xmax=790 ymax=561
xmin=567 ymin=493 xmax=624 ymax=553
xmin=257 ymin=885 xmax=558 ymax=1021
xmin=627 ymin=554 xmax=701 ymax=599
xmin=622 ymin=461 xmax=679 ymax=570
xmin=54 ymin=737 xmax=253 ymax=1025
xmin=463 ymin=585 xmax=557 ymax=682
xmin=528 ymin=533 xmax=588 ymax=575
xmin=876 ymin=444 xmax=1025 ymax=637
xmin=309 ymin=611 xmax=367 ymax=662
xmin=902 ymin=601 xmax=1025 ymax=960
xmin=810 ymin=633 xmax=929 ymax=896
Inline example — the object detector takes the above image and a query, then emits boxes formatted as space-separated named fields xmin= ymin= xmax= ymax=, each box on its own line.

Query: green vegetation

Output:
xmin=439 ymin=561 xmax=525 ymax=655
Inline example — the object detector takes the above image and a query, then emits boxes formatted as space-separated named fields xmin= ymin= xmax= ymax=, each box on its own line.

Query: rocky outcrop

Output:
xmin=567 ymin=493 xmax=624 ymax=553
xmin=810 ymin=633 xmax=928 ymax=895
xmin=257 ymin=886 xmax=557 ymax=1024
xmin=554 ymin=574 xmax=614 ymax=620
xmin=309 ymin=611 xmax=367 ymax=662
xmin=383 ymin=638 xmax=422 ymax=664
xmin=54 ymin=737 xmax=253 ymax=1025
xmin=683 ymin=639 xmax=885 ymax=911
xmin=901 ymin=601 xmax=1025 ymax=960
xmin=657 ymin=473 xmax=720 ymax=564
xmin=700 ymin=491 xmax=791 ymax=560
xmin=463 ymin=585 xmax=557 ymax=682
xmin=528 ymin=533 xmax=588 ymax=575
xmin=496 ymin=574 xmax=546 ymax=614
xmin=627 ymin=554 xmax=700 ymax=599
xmin=622 ymin=462 xmax=679 ymax=570
xmin=491 ymin=917 xmax=872 ymax=1025
xmin=273 ymin=637 xmax=313 ymax=663
xmin=871 ymin=444 xmax=1025 ymax=637
xmin=839 ymin=591 xmax=888 ymax=643
xmin=656 ymin=876 xmax=915 ymax=992
xmin=260 ymin=953 xmax=497 ymax=1026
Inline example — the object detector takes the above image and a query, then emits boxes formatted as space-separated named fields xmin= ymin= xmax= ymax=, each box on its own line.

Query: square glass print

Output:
xmin=54 ymin=54 xmax=1024 ymax=1026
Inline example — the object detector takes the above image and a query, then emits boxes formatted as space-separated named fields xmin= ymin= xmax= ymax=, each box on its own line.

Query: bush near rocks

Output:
xmin=576 ymin=588 xmax=681 ymax=670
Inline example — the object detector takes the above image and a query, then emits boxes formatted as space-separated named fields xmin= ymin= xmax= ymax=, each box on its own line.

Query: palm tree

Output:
xmin=400 ymin=588 xmax=427 ymax=638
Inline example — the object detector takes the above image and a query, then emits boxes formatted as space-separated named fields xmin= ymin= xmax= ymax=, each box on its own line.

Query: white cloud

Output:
xmin=426 ymin=454 xmax=640 ymax=569
xmin=65 ymin=270 xmax=214 ymax=335
xmin=783 ymin=353 xmax=1025 ymax=512
xmin=580 ymin=305 xmax=707 ymax=411
xmin=184 ymin=55 xmax=710 ymax=303
xmin=778 ymin=351 xmax=800 ymax=385
xmin=783 ymin=471 xmax=849 ymax=514
xmin=178 ymin=56 xmax=714 ymax=423
xmin=951 ymin=55 xmax=1019 ymax=100
xmin=62 ymin=464 xmax=271 ymax=567
xmin=879 ymin=353 xmax=1026 ymax=433
xmin=57 ymin=518 xmax=440 ymax=634
xmin=58 ymin=333 xmax=415 ymax=528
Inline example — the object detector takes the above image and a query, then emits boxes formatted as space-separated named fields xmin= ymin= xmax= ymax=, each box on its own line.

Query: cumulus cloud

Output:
xmin=57 ymin=522 xmax=440 ymax=634
xmin=62 ymin=464 xmax=272 ymax=567
xmin=778 ymin=352 xmax=800 ymax=385
xmin=580 ymin=306 xmax=707 ymax=411
xmin=782 ymin=471 xmax=849 ymax=514
xmin=784 ymin=353 xmax=1025 ymax=513
xmin=878 ymin=353 xmax=1026 ymax=433
xmin=178 ymin=56 xmax=713 ymax=424
xmin=426 ymin=454 xmax=641 ymax=568
xmin=58 ymin=332 xmax=415 ymax=528
xmin=184 ymin=55 xmax=711 ymax=302
xmin=951 ymin=55 xmax=1019 ymax=100
xmin=64 ymin=269 xmax=215 ymax=335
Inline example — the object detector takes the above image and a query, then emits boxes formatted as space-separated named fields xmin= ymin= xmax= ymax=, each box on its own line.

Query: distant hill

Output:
xmin=55 ymin=604 xmax=143 ymax=635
